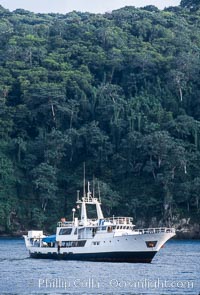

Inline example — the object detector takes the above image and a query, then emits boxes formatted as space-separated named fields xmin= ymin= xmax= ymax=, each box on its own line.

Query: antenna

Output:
xmin=98 ymin=181 xmax=101 ymax=203
xmin=93 ymin=175 xmax=95 ymax=198
xmin=83 ymin=162 xmax=86 ymax=199
xmin=87 ymin=181 xmax=90 ymax=201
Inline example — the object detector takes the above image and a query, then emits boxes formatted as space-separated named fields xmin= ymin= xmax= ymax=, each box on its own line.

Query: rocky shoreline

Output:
xmin=173 ymin=225 xmax=200 ymax=239
xmin=172 ymin=220 xmax=200 ymax=239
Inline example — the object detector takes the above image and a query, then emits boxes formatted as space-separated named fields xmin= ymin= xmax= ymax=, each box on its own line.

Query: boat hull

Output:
xmin=29 ymin=251 xmax=157 ymax=263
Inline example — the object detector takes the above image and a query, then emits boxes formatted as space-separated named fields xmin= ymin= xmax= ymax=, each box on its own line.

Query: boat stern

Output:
xmin=23 ymin=230 xmax=44 ymax=249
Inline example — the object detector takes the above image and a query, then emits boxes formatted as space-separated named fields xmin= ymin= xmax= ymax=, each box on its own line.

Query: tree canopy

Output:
xmin=0 ymin=3 xmax=199 ymax=234
xmin=180 ymin=0 xmax=200 ymax=10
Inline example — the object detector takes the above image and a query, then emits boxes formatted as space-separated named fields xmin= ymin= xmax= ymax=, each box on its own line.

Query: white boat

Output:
xmin=24 ymin=182 xmax=175 ymax=263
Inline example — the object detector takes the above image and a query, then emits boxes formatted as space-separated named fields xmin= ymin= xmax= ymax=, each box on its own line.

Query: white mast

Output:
xmin=78 ymin=166 xmax=104 ymax=224
xmin=83 ymin=162 xmax=86 ymax=198
xmin=80 ymin=200 xmax=87 ymax=225
xmin=87 ymin=182 xmax=91 ymax=201
xmin=98 ymin=181 xmax=101 ymax=203
xmin=93 ymin=175 xmax=95 ymax=199
xmin=95 ymin=199 xmax=104 ymax=220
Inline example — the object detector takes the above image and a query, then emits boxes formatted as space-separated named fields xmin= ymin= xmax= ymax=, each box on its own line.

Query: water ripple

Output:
xmin=0 ymin=238 xmax=199 ymax=294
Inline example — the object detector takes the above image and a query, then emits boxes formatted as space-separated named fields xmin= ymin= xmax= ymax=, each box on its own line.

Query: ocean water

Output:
xmin=0 ymin=238 xmax=199 ymax=295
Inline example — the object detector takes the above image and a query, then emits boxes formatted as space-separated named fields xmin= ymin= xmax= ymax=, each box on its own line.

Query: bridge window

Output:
xmin=62 ymin=240 xmax=86 ymax=247
xmin=59 ymin=228 xmax=72 ymax=235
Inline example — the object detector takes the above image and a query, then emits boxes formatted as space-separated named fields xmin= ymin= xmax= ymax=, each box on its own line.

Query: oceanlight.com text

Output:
xmin=109 ymin=278 xmax=194 ymax=289
xmin=38 ymin=277 xmax=194 ymax=290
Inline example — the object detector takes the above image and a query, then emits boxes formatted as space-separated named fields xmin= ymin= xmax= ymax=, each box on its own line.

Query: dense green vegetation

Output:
xmin=0 ymin=1 xmax=200 ymax=234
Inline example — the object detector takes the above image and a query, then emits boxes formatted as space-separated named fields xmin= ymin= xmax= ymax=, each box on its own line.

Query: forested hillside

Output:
xmin=0 ymin=1 xmax=200 ymax=235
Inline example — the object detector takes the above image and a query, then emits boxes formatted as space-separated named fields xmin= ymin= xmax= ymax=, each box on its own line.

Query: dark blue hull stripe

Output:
xmin=30 ymin=251 xmax=157 ymax=263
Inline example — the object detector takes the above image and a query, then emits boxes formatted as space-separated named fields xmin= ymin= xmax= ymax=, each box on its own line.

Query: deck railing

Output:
xmin=57 ymin=220 xmax=175 ymax=235
xmin=57 ymin=221 xmax=73 ymax=227
xmin=104 ymin=217 xmax=133 ymax=225
xmin=57 ymin=217 xmax=134 ymax=227
xmin=133 ymin=227 xmax=175 ymax=234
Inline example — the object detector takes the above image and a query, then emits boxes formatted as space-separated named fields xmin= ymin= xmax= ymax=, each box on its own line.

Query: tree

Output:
xmin=0 ymin=153 xmax=17 ymax=231
xmin=180 ymin=0 xmax=200 ymax=10
xmin=31 ymin=163 xmax=58 ymax=212
xmin=98 ymin=180 xmax=121 ymax=216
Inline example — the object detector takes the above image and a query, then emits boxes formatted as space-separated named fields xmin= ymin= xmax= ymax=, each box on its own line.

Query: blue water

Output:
xmin=0 ymin=238 xmax=199 ymax=294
